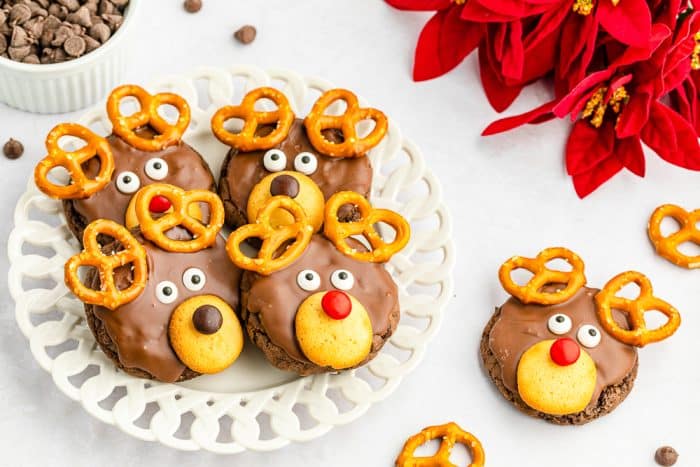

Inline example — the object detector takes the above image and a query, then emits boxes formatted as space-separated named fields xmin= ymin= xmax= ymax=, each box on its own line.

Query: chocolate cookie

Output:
xmin=64 ymin=128 xmax=215 ymax=242
xmin=240 ymin=235 xmax=400 ymax=375
xmin=84 ymin=230 xmax=243 ymax=382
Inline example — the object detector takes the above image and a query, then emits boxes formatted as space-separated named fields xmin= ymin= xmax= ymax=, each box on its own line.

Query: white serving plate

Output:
xmin=7 ymin=65 xmax=454 ymax=453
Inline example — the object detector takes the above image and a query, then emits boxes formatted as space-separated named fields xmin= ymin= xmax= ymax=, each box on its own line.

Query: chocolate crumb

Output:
xmin=183 ymin=0 xmax=202 ymax=13
xmin=655 ymin=446 xmax=678 ymax=466
xmin=3 ymin=139 xmax=24 ymax=159
xmin=234 ymin=24 xmax=256 ymax=44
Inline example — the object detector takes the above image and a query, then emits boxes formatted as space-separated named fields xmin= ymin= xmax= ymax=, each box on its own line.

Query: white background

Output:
xmin=1 ymin=1 xmax=698 ymax=466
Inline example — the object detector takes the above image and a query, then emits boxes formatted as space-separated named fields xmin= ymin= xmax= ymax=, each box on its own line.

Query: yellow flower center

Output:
xmin=582 ymin=86 xmax=629 ymax=128
xmin=573 ymin=0 xmax=594 ymax=15
xmin=692 ymin=31 xmax=700 ymax=71
xmin=453 ymin=0 xmax=466 ymax=4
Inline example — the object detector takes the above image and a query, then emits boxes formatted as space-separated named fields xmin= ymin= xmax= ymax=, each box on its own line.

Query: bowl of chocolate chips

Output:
xmin=0 ymin=0 xmax=140 ymax=113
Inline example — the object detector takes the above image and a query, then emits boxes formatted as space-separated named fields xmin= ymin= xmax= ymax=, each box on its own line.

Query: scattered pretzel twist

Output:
xmin=324 ymin=191 xmax=410 ymax=263
xmin=396 ymin=422 xmax=485 ymax=467
xmin=211 ymin=87 xmax=295 ymax=151
xmin=34 ymin=123 xmax=114 ymax=199
xmin=65 ymin=219 xmax=148 ymax=310
xmin=595 ymin=271 xmax=681 ymax=347
xmin=648 ymin=204 xmax=700 ymax=268
xmin=304 ymin=88 xmax=388 ymax=158
xmin=499 ymin=247 xmax=586 ymax=305
xmin=134 ymin=183 xmax=224 ymax=253
xmin=226 ymin=196 xmax=314 ymax=275
xmin=107 ymin=84 xmax=190 ymax=152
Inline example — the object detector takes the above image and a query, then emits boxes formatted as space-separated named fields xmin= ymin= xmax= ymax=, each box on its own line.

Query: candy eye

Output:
xmin=145 ymin=158 xmax=169 ymax=180
xmin=297 ymin=269 xmax=320 ymax=291
xmin=294 ymin=152 xmax=318 ymax=175
xmin=182 ymin=268 xmax=206 ymax=291
xmin=330 ymin=269 xmax=354 ymax=290
xmin=547 ymin=313 xmax=572 ymax=335
xmin=155 ymin=281 xmax=179 ymax=304
xmin=577 ymin=324 xmax=602 ymax=348
xmin=263 ymin=149 xmax=287 ymax=172
xmin=116 ymin=171 xmax=140 ymax=194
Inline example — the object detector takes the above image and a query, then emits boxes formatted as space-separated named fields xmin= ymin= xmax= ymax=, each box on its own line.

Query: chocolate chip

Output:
xmin=8 ymin=44 xmax=30 ymax=60
xmin=22 ymin=53 xmax=39 ymax=63
xmin=24 ymin=17 xmax=45 ymax=38
xmin=82 ymin=33 xmax=99 ymax=52
xmin=98 ymin=0 xmax=114 ymax=15
xmin=43 ymin=15 xmax=61 ymax=31
xmin=63 ymin=34 xmax=84 ymax=56
xmin=50 ymin=24 xmax=72 ymax=46
xmin=101 ymin=13 xmax=122 ymax=30
xmin=67 ymin=6 xmax=91 ymax=27
xmin=3 ymin=139 xmax=24 ymax=159
xmin=0 ymin=34 xmax=6 ymax=54
xmin=270 ymin=174 xmax=300 ymax=198
xmin=88 ymin=21 xmax=109 ymax=42
xmin=183 ymin=0 xmax=201 ymax=13
xmin=58 ymin=0 xmax=80 ymax=13
xmin=655 ymin=446 xmax=678 ymax=466
xmin=192 ymin=305 xmax=223 ymax=335
xmin=233 ymin=25 xmax=256 ymax=44
xmin=47 ymin=4 xmax=67 ymax=20
xmin=10 ymin=26 xmax=30 ymax=47
xmin=9 ymin=4 xmax=31 ymax=26
xmin=111 ymin=0 xmax=129 ymax=7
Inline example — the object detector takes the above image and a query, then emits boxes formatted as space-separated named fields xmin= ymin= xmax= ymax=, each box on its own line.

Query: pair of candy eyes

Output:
xmin=115 ymin=158 xmax=169 ymax=194
xmin=263 ymin=149 xmax=318 ymax=175
xmin=154 ymin=267 xmax=206 ymax=304
xmin=547 ymin=313 xmax=602 ymax=348
xmin=297 ymin=269 xmax=354 ymax=292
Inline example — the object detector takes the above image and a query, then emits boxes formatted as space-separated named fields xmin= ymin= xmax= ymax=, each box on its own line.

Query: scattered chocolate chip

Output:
xmin=88 ymin=21 xmax=109 ymax=42
xmin=234 ymin=24 xmax=256 ymax=44
xmin=183 ymin=0 xmax=202 ymax=13
xmin=63 ymin=34 xmax=83 ymax=56
xmin=192 ymin=305 xmax=223 ymax=335
xmin=655 ymin=446 xmax=678 ymax=466
xmin=3 ymin=139 xmax=24 ymax=160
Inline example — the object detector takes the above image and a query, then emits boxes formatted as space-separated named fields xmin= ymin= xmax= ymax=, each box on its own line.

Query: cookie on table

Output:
xmin=481 ymin=247 xmax=681 ymax=424
xmin=227 ymin=191 xmax=409 ymax=375
xmin=34 ymin=84 xmax=216 ymax=243
xmin=65 ymin=184 xmax=243 ymax=383
xmin=212 ymin=87 xmax=387 ymax=231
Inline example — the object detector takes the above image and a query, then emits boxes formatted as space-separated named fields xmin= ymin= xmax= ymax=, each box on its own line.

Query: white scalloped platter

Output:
xmin=7 ymin=65 xmax=454 ymax=454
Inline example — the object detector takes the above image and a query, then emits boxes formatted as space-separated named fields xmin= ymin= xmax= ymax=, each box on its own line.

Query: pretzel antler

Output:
xmin=65 ymin=219 xmax=148 ymax=310
xmin=107 ymin=84 xmax=190 ymax=152
xmin=226 ymin=196 xmax=314 ymax=275
xmin=304 ymin=88 xmax=388 ymax=158
xmin=35 ymin=123 xmax=114 ymax=199
xmin=211 ymin=87 xmax=295 ymax=152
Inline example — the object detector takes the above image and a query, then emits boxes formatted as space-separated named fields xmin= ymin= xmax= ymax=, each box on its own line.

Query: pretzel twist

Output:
xmin=107 ymin=84 xmax=190 ymax=152
xmin=34 ymin=123 xmax=114 ymax=199
xmin=304 ymin=88 xmax=388 ymax=158
xmin=395 ymin=422 xmax=485 ymax=467
xmin=65 ymin=219 xmax=147 ymax=310
xmin=595 ymin=271 xmax=681 ymax=347
xmin=648 ymin=204 xmax=700 ymax=268
xmin=134 ymin=183 xmax=224 ymax=253
xmin=499 ymin=247 xmax=586 ymax=305
xmin=324 ymin=191 xmax=410 ymax=263
xmin=226 ymin=196 xmax=314 ymax=275
xmin=211 ymin=87 xmax=295 ymax=151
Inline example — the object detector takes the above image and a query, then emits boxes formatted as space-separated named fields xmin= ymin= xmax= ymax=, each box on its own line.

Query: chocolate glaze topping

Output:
xmin=488 ymin=286 xmax=638 ymax=408
xmin=244 ymin=235 xmax=398 ymax=362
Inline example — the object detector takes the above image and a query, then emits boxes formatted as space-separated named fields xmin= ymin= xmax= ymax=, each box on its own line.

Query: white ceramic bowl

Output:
xmin=0 ymin=0 xmax=141 ymax=114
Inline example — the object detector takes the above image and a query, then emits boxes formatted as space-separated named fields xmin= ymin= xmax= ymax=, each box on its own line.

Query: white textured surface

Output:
xmin=8 ymin=65 xmax=453 ymax=453
xmin=0 ymin=1 xmax=698 ymax=466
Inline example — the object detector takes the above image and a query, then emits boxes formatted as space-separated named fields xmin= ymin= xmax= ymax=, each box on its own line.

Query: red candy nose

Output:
xmin=149 ymin=195 xmax=171 ymax=213
xmin=321 ymin=290 xmax=352 ymax=320
xmin=549 ymin=337 xmax=581 ymax=366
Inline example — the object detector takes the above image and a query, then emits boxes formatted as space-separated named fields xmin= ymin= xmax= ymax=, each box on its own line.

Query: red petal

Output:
xmin=413 ymin=10 xmax=482 ymax=81
xmin=572 ymin=155 xmax=624 ymax=198
xmin=385 ymin=0 xmax=452 ymax=11
xmin=616 ymin=136 xmax=645 ymax=177
xmin=461 ymin=1 xmax=519 ymax=22
xmin=616 ymin=92 xmax=653 ymax=139
xmin=566 ymin=120 xmax=616 ymax=175
xmin=482 ymin=100 xmax=556 ymax=135
xmin=597 ymin=0 xmax=652 ymax=47
xmin=501 ymin=20 xmax=524 ymax=80
xmin=641 ymin=102 xmax=700 ymax=170
xmin=478 ymin=44 xmax=523 ymax=112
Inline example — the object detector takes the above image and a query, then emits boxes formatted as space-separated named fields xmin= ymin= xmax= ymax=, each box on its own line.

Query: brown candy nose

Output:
xmin=192 ymin=305 xmax=223 ymax=335
xmin=269 ymin=174 xmax=300 ymax=198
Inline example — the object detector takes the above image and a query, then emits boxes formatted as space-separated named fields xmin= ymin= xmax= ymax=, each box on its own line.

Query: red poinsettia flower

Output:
xmin=484 ymin=16 xmax=700 ymax=198
xmin=385 ymin=0 xmax=483 ymax=81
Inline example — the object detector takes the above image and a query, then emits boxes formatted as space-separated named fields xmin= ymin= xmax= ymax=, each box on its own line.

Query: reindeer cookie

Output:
xmin=226 ymin=191 xmax=409 ymax=375
xmin=481 ymin=247 xmax=681 ymax=424
xmin=212 ymin=87 xmax=388 ymax=231
xmin=34 ymin=85 xmax=216 ymax=242
xmin=64 ymin=184 xmax=243 ymax=383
